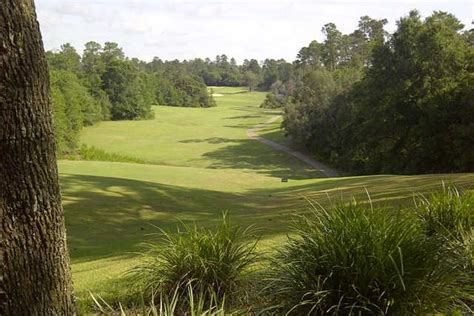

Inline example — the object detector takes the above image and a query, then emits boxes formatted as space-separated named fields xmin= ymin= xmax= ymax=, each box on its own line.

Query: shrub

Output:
xmin=260 ymin=93 xmax=283 ymax=109
xmin=129 ymin=213 xmax=259 ymax=307
xmin=264 ymin=200 xmax=470 ymax=315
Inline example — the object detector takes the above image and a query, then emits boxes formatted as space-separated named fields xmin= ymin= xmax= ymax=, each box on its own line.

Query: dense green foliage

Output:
xmin=47 ymin=44 xmax=105 ymax=153
xmin=165 ymin=74 xmax=215 ymax=107
xmin=50 ymin=69 xmax=102 ymax=153
xmin=281 ymin=11 xmax=473 ymax=174
xmin=130 ymin=214 xmax=258 ymax=305
xmin=265 ymin=195 xmax=473 ymax=315
xmin=260 ymin=80 xmax=296 ymax=109
xmin=147 ymin=54 xmax=296 ymax=92
xmin=100 ymin=59 xmax=153 ymax=120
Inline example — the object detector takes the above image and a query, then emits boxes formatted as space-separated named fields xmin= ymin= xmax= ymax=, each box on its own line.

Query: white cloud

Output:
xmin=36 ymin=0 xmax=473 ymax=63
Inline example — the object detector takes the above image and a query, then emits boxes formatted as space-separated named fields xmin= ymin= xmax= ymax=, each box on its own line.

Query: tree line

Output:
xmin=274 ymin=11 xmax=473 ymax=174
xmin=146 ymin=54 xmax=296 ymax=92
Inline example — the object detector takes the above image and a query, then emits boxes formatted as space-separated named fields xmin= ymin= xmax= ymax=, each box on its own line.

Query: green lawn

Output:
xmin=61 ymin=87 xmax=474 ymax=311
xmin=80 ymin=87 xmax=317 ymax=178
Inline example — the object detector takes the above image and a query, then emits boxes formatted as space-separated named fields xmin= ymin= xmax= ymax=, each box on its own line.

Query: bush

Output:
xmin=260 ymin=80 xmax=295 ymax=109
xmin=265 ymin=200 xmax=470 ymax=315
xmin=129 ymin=213 xmax=259 ymax=307
xmin=260 ymin=93 xmax=285 ymax=109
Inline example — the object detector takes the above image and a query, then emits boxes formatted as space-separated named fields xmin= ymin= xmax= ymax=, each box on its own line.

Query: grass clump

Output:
xmin=129 ymin=213 xmax=259 ymax=309
xmin=264 ymin=199 xmax=470 ymax=315
xmin=415 ymin=185 xmax=474 ymax=311
xmin=90 ymin=283 xmax=231 ymax=316
xmin=79 ymin=144 xmax=148 ymax=164
xmin=415 ymin=184 xmax=473 ymax=239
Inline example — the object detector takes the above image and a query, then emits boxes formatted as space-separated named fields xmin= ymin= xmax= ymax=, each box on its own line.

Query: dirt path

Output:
xmin=247 ymin=115 xmax=340 ymax=178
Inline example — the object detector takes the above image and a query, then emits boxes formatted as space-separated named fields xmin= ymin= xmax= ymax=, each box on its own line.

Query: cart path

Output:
xmin=247 ymin=115 xmax=340 ymax=178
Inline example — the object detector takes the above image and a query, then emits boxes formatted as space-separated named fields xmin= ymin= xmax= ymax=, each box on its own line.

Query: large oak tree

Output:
xmin=0 ymin=0 xmax=76 ymax=314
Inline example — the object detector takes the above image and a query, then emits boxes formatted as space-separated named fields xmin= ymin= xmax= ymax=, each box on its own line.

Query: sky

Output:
xmin=36 ymin=0 xmax=473 ymax=63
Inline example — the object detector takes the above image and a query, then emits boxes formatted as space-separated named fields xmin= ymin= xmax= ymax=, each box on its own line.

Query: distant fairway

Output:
xmin=60 ymin=87 xmax=474 ymax=309
xmin=80 ymin=87 xmax=320 ymax=178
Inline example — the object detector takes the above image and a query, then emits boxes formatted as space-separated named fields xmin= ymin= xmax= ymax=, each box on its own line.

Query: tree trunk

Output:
xmin=0 ymin=1 xmax=76 ymax=314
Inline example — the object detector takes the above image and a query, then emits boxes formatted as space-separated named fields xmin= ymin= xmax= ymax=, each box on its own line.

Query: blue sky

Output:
xmin=36 ymin=0 xmax=473 ymax=63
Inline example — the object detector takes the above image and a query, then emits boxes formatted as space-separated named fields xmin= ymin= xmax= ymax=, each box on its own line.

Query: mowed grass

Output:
xmin=61 ymin=87 xmax=474 ymax=311
xmin=80 ymin=87 xmax=318 ymax=179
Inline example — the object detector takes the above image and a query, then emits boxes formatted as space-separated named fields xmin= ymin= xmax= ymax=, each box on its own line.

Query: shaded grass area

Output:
xmin=257 ymin=115 xmax=288 ymax=145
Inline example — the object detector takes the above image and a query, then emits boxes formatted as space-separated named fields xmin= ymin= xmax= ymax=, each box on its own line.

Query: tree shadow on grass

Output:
xmin=61 ymin=170 xmax=474 ymax=308
xmin=61 ymin=174 xmax=296 ymax=264
xmin=224 ymin=114 xmax=264 ymax=120
xmin=176 ymin=134 xmax=322 ymax=179
xmin=61 ymin=172 xmax=474 ymax=267
xmin=179 ymin=137 xmax=242 ymax=144
xmin=246 ymin=173 xmax=474 ymax=209
xmin=201 ymin=138 xmax=323 ymax=179
xmin=223 ymin=124 xmax=258 ymax=129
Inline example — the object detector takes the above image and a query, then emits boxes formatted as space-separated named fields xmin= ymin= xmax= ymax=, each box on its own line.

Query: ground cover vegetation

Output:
xmin=272 ymin=11 xmax=473 ymax=174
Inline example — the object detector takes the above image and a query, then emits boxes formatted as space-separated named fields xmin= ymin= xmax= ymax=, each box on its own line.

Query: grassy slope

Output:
xmin=80 ymin=87 xmax=318 ymax=179
xmin=62 ymin=87 xmax=474 ymax=309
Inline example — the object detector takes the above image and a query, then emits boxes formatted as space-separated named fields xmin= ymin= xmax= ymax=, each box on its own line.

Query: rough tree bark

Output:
xmin=0 ymin=1 xmax=76 ymax=314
